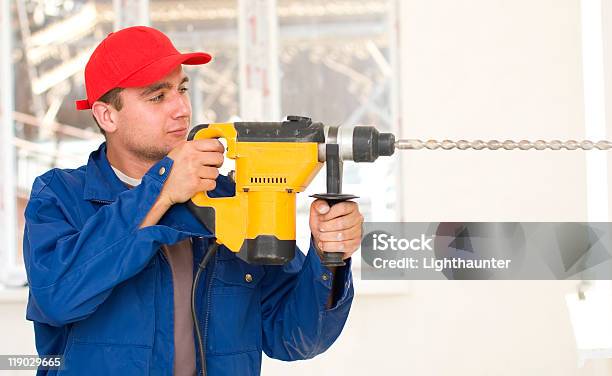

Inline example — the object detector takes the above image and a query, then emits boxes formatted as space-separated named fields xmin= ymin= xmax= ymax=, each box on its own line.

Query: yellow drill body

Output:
xmin=190 ymin=122 xmax=323 ymax=260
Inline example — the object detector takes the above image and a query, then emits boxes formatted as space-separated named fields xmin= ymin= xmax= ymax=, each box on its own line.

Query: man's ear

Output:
xmin=91 ymin=101 xmax=118 ymax=133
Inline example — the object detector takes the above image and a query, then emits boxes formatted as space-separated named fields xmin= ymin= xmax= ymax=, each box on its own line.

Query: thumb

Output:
xmin=312 ymin=199 xmax=330 ymax=215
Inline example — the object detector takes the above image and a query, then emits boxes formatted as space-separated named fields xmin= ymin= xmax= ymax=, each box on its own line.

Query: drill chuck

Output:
xmin=352 ymin=126 xmax=396 ymax=162
xmin=320 ymin=125 xmax=396 ymax=163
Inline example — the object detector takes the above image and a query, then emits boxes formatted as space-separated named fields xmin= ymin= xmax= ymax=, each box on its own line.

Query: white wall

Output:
xmin=399 ymin=0 xmax=588 ymax=222
xmin=0 ymin=289 xmax=36 ymax=376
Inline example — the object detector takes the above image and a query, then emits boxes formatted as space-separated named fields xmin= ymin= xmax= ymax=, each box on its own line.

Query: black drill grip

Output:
xmin=310 ymin=194 xmax=358 ymax=267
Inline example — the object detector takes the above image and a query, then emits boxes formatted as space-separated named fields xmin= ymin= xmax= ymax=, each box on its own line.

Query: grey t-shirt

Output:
xmin=162 ymin=241 xmax=196 ymax=376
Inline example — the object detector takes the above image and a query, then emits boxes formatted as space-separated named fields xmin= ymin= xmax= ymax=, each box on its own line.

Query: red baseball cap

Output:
xmin=76 ymin=26 xmax=211 ymax=110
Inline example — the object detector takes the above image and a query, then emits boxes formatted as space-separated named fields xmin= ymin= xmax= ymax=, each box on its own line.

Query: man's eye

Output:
xmin=179 ymin=87 xmax=189 ymax=93
xmin=150 ymin=93 xmax=164 ymax=102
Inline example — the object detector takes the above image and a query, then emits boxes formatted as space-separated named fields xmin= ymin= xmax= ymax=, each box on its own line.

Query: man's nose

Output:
xmin=171 ymin=92 xmax=191 ymax=118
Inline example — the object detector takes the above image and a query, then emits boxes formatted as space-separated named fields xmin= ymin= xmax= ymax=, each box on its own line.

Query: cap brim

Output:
xmin=118 ymin=52 xmax=212 ymax=88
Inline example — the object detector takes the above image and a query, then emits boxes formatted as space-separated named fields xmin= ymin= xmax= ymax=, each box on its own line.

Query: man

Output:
xmin=23 ymin=26 xmax=362 ymax=376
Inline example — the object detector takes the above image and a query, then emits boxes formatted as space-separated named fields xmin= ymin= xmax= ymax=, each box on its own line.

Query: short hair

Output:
xmin=92 ymin=87 xmax=124 ymax=135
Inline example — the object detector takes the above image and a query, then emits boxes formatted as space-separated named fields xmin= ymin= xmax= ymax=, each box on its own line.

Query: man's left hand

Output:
xmin=309 ymin=199 xmax=363 ymax=261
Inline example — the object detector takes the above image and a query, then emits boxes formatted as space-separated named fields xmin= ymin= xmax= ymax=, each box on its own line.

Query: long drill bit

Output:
xmin=395 ymin=139 xmax=612 ymax=151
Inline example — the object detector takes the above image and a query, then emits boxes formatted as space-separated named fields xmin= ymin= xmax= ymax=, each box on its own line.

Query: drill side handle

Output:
xmin=311 ymin=143 xmax=357 ymax=267
xmin=310 ymin=194 xmax=358 ymax=267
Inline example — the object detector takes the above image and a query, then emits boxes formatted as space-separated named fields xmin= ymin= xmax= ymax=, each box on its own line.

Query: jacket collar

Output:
xmin=83 ymin=143 xmax=130 ymax=202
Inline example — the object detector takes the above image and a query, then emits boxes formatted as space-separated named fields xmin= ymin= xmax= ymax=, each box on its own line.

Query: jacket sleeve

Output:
xmin=259 ymin=238 xmax=354 ymax=360
xmin=24 ymin=158 xmax=209 ymax=327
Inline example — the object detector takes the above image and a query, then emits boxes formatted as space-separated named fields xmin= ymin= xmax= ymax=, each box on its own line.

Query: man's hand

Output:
xmin=159 ymin=139 xmax=224 ymax=207
xmin=309 ymin=199 xmax=363 ymax=261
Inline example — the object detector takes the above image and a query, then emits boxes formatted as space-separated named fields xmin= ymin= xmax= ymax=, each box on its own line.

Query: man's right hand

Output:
xmin=159 ymin=139 xmax=225 ymax=207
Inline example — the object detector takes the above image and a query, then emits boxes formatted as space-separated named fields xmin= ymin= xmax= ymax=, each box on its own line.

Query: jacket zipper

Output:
xmin=158 ymin=247 xmax=175 ymax=373
xmin=201 ymin=248 xmax=217 ymax=365
xmin=159 ymin=248 xmax=170 ymax=265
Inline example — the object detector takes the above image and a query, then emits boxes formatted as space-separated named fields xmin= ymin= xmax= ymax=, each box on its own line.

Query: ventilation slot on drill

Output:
xmin=250 ymin=176 xmax=287 ymax=184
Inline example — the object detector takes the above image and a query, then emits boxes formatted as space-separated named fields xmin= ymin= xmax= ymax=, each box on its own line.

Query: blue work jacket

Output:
xmin=23 ymin=143 xmax=354 ymax=376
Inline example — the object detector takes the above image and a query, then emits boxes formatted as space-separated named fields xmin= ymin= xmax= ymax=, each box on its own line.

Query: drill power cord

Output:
xmin=191 ymin=241 xmax=219 ymax=376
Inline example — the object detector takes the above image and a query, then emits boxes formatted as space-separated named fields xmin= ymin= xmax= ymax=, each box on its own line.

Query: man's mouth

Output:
xmin=167 ymin=128 xmax=187 ymax=136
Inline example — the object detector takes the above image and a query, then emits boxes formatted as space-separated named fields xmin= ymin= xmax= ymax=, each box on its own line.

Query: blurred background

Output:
xmin=2 ymin=0 xmax=612 ymax=375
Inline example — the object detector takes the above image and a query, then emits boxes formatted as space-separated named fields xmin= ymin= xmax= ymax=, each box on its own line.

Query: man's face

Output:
xmin=112 ymin=65 xmax=192 ymax=162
